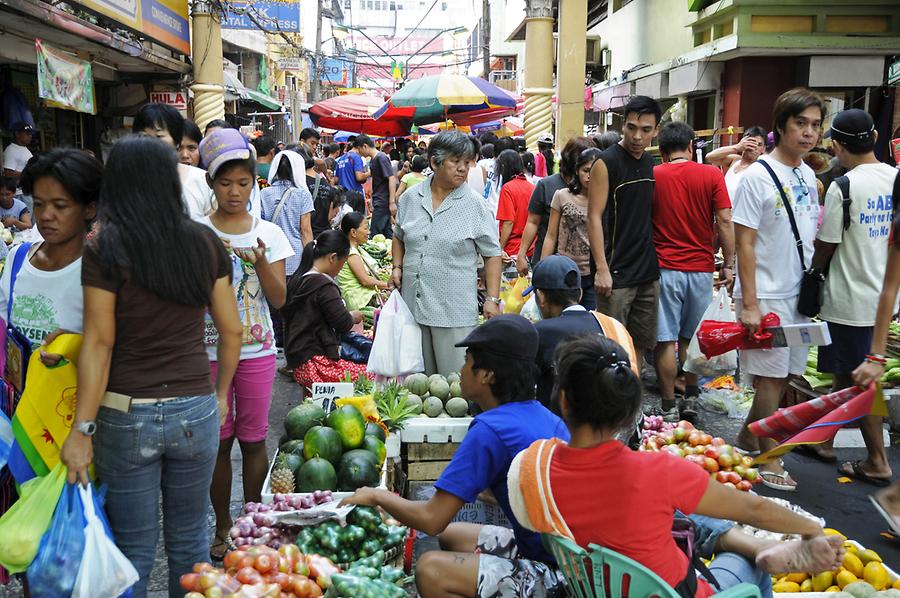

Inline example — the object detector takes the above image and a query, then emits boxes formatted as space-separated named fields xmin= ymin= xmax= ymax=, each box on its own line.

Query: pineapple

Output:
xmin=270 ymin=466 xmax=295 ymax=494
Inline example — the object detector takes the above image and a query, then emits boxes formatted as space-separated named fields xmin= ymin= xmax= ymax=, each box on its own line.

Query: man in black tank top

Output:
xmin=587 ymin=96 xmax=661 ymax=373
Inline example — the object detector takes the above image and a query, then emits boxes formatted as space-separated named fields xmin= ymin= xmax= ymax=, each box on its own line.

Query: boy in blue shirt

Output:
xmin=334 ymin=139 xmax=368 ymax=195
xmin=342 ymin=315 xmax=568 ymax=597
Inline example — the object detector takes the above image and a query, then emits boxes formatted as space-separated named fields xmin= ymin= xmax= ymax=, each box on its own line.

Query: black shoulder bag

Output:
xmin=756 ymin=160 xmax=822 ymax=317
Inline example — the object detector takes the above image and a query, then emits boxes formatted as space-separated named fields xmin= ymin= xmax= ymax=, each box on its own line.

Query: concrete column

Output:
xmin=555 ymin=0 xmax=587 ymax=144
xmin=190 ymin=0 xmax=225 ymax=131
xmin=523 ymin=11 xmax=554 ymax=152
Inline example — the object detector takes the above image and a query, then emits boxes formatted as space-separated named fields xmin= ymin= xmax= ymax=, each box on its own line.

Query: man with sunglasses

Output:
xmin=732 ymin=88 xmax=824 ymax=493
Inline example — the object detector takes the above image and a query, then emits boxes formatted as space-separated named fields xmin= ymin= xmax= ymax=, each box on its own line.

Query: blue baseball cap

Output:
xmin=522 ymin=255 xmax=581 ymax=297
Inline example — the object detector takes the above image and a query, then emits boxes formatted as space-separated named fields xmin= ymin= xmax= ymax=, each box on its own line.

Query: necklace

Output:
xmin=669 ymin=157 xmax=690 ymax=163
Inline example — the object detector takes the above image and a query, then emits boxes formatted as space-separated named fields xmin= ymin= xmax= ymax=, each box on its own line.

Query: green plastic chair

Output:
xmin=543 ymin=534 xmax=762 ymax=598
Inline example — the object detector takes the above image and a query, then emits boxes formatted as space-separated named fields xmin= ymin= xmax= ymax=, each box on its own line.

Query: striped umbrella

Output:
xmin=374 ymin=75 xmax=517 ymax=125
xmin=309 ymin=94 xmax=415 ymax=137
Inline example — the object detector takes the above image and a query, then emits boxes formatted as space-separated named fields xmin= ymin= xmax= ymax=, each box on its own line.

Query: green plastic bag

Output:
xmin=0 ymin=463 xmax=66 ymax=572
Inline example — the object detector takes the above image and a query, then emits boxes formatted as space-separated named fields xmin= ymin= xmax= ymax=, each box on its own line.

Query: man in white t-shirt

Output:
xmin=732 ymin=88 xmax=824 ymax=492
xmin=808 ymin=109 xmax=899 ymax=483
xmin=3 ymin=122 xmax=35 ymax=179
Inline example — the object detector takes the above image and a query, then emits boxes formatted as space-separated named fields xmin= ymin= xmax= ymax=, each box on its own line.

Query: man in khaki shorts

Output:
xmin=588 ymin=96 xmax=662 ymax=372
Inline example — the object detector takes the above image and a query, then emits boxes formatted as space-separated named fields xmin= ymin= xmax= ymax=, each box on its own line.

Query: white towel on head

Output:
xmin=268 ymin=150 xmax=306 ymax=187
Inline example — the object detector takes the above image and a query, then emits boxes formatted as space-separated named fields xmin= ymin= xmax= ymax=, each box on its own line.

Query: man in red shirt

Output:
xmin=652 ymin=122 xmax=734 ymax=422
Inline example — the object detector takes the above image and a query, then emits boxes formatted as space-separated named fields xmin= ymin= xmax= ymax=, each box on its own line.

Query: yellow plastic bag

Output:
xmin=12 ymin=334 xmax=82 ymax=474
xmin=0 ymin=463 xmax=66 ymax=573
xmin=502 ymin=276 xmax=530 ymax=314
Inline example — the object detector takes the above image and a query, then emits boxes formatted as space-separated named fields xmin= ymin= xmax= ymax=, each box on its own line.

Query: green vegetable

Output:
xmin=345 ymin=566 xmax=380 ymax=579
xmin=350 ymin=550 xmax=385 ymax=569
xmin=380 ymin=568 xmax=405 ymax=584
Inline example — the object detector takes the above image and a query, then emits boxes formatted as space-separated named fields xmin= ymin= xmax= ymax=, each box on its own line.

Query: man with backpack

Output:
xmin=807 ymin=109 xmax=900 ymax=485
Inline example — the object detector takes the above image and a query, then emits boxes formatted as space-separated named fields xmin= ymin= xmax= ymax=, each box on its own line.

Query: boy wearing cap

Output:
xmin=807 ymin=109 xmax=900 ymax=482
xmin=342 ymin=314 xmax=569 ymax=598
xmin=3 ymin=122 xmax=34 ymax=179
xmin=528 ymin=255 xmax=637 ymax=407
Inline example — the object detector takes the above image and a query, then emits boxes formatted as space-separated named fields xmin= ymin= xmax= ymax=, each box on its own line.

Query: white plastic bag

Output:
xmin=519 ymin=295 xmax=543 ymax=323
xmin=367 ymin=290 xmax=424 ymax=377
xmin=684 ymin=287 xmax=738 ymax=376
xmin=72 ymin=484 xmax=139 ymax=598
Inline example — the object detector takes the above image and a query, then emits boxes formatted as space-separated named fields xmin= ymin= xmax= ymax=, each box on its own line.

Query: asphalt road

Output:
xmin=0 ymin=358 xmax=896 ymax=597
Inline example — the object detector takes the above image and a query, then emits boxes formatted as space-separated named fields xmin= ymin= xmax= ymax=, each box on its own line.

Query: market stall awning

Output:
xmin=244 ymin=89 xmax=283 ymax=111
xmin=222 ymin=72 xmax=283 ymax=110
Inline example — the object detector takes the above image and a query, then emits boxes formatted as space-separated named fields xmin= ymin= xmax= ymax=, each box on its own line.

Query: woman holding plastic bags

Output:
xmin=59 ymin=135 xmax=243 ymax=597
xmin=392 ymin=131 xmax=503 ymax=375
xmin=282 ymin=229 xmax=373 ymax=386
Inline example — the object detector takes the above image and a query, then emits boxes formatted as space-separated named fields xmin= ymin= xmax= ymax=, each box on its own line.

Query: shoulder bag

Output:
xmin=5 ymin=242 xmax=33 ymax=393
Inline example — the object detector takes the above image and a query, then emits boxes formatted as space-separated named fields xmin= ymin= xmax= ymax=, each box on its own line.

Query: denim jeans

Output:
xmin=689 ymin=514 xmax=773 ymax=598
xmin=370 ymin=202 xmax=393 ymax=239
xmin=93 ymin=394 xmax=219 ymax=598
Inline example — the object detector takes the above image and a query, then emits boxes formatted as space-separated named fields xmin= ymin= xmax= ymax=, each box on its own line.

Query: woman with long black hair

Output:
xmin=495 ymin=149 xmax=535 ymax=260
xmin=59 ymin=135 xmax=243 ymax=597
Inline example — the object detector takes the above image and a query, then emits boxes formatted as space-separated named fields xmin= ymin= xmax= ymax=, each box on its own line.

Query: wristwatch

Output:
xmin=74 ymin=420 xmax=97 ymax=437
xmin=485 ymin=296 xmax=501 ymax=305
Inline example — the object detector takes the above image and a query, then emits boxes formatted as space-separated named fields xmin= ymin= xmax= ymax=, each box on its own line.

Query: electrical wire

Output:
xmin=387 ymin=0 xmax=439 ymax=51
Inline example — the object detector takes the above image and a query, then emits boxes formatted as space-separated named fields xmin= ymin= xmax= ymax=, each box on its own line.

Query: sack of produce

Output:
xmin=26 ymin=483 xmax=86 ymax=597
xmin=0 ymin=463 xmax=66 ymax=573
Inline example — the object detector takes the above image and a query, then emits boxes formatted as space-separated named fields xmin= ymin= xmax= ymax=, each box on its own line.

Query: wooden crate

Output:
xmin=403 ymin=442 xmax=461 ymax=482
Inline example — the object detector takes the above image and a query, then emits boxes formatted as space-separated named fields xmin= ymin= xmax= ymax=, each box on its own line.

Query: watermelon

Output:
xmin=276 ymin=451 xmax=304 ymax=479
xmin=429 ymin=379 xmax=451 ymax=403
xmin=340 ymin=449 xmax=378 ymax=470
xmin=280 ymin=439 xmax=305 ymax=456
xmin=405 ymin=373 xmax=429 ymax=396
xmin=303 ymin=426 xmax=343 ymax=465
xmin=422 ymin=396 xmax=443 ymax=417
xmin=445 ymin=397 xmax=469 ymax=417
xmin=326 ymin=405 xmax=367 ymax=450
xmin=337 ymin=453 xmax=380 ymax=491
xmin=365 ymin=422 xmax=386 ymax=442
xmin=360 ymin=436 xmax=386 ymax=467
xmin=450 ymin=381 xmax=463 ymax=398
xmin=285 ymin=402 xmax=326 ymax=440
xmin=297 ymin=457 xmax=337 ymax=492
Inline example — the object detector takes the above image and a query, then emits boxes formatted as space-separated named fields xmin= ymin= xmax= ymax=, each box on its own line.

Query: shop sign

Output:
xmin=149 ymin=90 xmax=187 ymax=111
xmin=35 ymin=39 xmax=96 ymax=115
xmin=67 ymin=0 xmax=190 ymax=55
xmin=276 ymin=57 xmax=305 ymax=72
xmin=311 ymin=382 xmax=354 ymax=413
xmin=223 ymin=0 xmax=301 ymax=33
xmin=888 ymin=59 xmax=900 ymax=86
xmin=312 ymin=58 xmax=348 ymax=86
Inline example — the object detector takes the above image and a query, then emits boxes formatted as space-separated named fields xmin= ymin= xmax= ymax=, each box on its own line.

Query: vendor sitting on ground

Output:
xmin=337 ymin=211 xmax=389 ymax=310
xmin=342 ymin=315 xmax=569 ymax=598
xmin=509 ymin=335 xmax=845 ymax=597
xmin=529 ymin=255 xmax=637 ymax=408
xmin=282 ymin=229 xmax=372 ymax=387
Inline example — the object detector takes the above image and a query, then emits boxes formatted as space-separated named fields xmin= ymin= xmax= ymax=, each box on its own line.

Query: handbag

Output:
xmin=756 ymin=161 xmax=822 ymax=317
xmin=339 ymin=332 xmax=373 ymax=364
xmin=5 ymin=242 xmax=33 ymax=393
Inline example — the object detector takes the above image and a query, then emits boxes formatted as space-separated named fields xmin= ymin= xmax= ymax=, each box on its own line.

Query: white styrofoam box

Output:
xmin=261 ymin=449 xmax=387 ymax=504
xmin=765 ymin=540 xmax=896 ymax=597
xmin=400 ymin=417 xmax=473 ymax=443
xmin=833 ymin=426 xmax=891 ymax=449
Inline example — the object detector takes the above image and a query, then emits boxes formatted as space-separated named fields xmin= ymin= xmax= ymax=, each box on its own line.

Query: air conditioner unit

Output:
xmin=585 ymin=37 xmax=602 ymax=66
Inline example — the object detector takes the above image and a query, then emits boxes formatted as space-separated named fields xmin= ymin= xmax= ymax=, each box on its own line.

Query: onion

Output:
xmin=257 ymin=503 xmax=272 ymax=513
xmin=273 ymin=494 xmax=286 ymax=503
xmin=244 ymin=502 xmax=260 ymax=513
xmin=229 ymin=527 xmax=242 ymax=539
xmin=237 ymin=522 xmax=253 ymax=538
xmin=253 ymin=514 xmax=276 ymax=527
xmin=289 ymin=496 xmax=305 ymax=509
xmin=234 ymin=537 xmax=250 ymax=547
xmin=300 ymin=497 xmax=313 ymax=509
xmin=253 ymin=533 xmax=273 ymax=546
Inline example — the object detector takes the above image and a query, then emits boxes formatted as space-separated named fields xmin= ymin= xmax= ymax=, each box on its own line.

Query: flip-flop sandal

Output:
xmin=838 ymin=461 xmax=891 ymax=488
xmin=210 ymin=531 xmax=237 ymax=562
xmin=734 ymin=445 xmax=761 ymax=457
xmin=795 ymin=444 xmax=838 ymax=463
xmin=869 ymin=494 xmax=900 ymax=536
xmin=759 ymin=469 xmax=798 ymax=492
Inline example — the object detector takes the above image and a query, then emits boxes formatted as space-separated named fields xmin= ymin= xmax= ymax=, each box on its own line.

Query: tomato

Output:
xmin=255 ymin=553 xmax=276 ymax=574
xmin=279 ymin=544 xmax=302 ymax=564
xmin=236 ymin=566 xmax=263 ymax=585
xmin=704 ymin=447 xmax=719 ymax=459
xmin=726 ymin=471 xmax=742 ymax=485
xmin=717 ymin=453 xmax=734 ymax=468
xmin=678 ymin=420 xmax=695 ymax=431
xmin=180 ymin=573 xmax=201 ymax=592
xmin=687 ymin=431 xmax=703 ymax=447
xmin=700 ymin=433 xmax=713 ymax=445
xmin=715 ymin=471 xmax=729 ymax=484
xmin=737 ymin=480 xmax=753 ymax=492
xmin=293 ymin=559 xmax=310 ymax=577
xmin=185 ymin=593 xmax=206 ymax=598
xmin=703 ymin=457 xmax=719 ymax=473
xmin=199 ymin=571 xmax=221 ymax=591
xmin=269 ymin=572 xmax=291 ymax=590
xmin=204 ymin=587 xmax=224 ymax=598
xmin=711 ymin=437 xmax=725 ymax=446
xmin=194 ymin=562 xmax=216 ymax=574
xmin=224 ymin=550 xmax=247 ymax=572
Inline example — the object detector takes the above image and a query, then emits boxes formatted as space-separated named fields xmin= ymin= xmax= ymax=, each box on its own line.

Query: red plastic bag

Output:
xmin=697 ymin=312 xmax=781 ymax=359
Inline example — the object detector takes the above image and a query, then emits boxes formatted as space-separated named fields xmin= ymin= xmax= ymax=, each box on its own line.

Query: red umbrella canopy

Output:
xmin=309 ymin=95 xmax=415 ymax=136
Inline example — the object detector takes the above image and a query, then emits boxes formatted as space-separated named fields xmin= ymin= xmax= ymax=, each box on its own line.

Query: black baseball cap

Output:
xmin=522 ymin=255 xmax=581 ymax=297
xmin=454 ymin=314 xmax=539 ymax=362
xmin=11 ymin=122 xmax=34 ymax=134
xmin=830 ymin=109 xmax=874 ymax=145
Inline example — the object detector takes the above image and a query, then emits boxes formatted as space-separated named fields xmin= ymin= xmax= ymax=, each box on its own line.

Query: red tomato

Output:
xmin=678 ymin=420 xmax=695 ymax=431
xmin=726 ymin=471 xmax=742 ymax=485
xmin=737 ymin=480 xmax=753 ymax=492
xmin=268 ymin=572 xmax=291 ymax=590
xmin=193 ymin=562 xmax=215 ymax=574
xmin=715 ymin=471 xmax=729 ymax=484
xmin=180 ymin=573 xmax=201 ymax=592
xmin=255 ymin=553 xmax=276 ymax=574
xmin=198 ymin=571 xmax=220 ymax=591
xmin=718 ymin=453 xmax=734 ymax=468
xmin=711 ymin=437 xmax=725 ymax=446
xmin=224 ymin=550 xmax=246 ymax=572
xmin=236 ymin=566 xmax=263 ymax=585
xmin=237 ymin=555 xmax=255 ymax=570
xmin=722 ymin=482 xmax=736 ymax=489
xmin=687 ymin=431 xmax=703 ymax=447
xmin=704 ymin=447 xmax=719 ymax=460
xmin=703 ymin=457 xmax=719 ymax=473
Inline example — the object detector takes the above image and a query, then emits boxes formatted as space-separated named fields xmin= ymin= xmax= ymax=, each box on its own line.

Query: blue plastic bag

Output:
xmin=26 ymin=483 xmax=86 ymax=597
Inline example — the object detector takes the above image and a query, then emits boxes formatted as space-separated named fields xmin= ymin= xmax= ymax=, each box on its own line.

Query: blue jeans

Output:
xmin=94 ymin=394 xmax=220 ymax=598
xmin=689 ymin=514 xmax=773 ymax=597
xmin=370 ymin=202 xmax=393 ymax=239
xmin=579 ymin=275 xmax=596 ymax=310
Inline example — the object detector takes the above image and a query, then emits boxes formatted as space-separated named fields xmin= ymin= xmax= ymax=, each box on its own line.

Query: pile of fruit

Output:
xmin=403 ymin=372 xmax=471 ymax=418
xmin=361 ymin=234 xmax=391 ymax=269
xmin=179 ymin=542 xmax=408 ymax=598
xmin=275 ymin=403 xmax=386 ymax=493
xmin=772 ymin=532 xmax=897 ymax=595
xmin=228 ymin=492 xmax=335 ymax=549
xmin=639 ymin=417 xmax=760 ymax=492
xmin=296 ymin=506 xmax=408 ymax=566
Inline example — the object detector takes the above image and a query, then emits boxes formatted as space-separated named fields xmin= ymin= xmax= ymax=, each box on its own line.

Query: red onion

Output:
xmin=257 ymin=503 xmax=273 ymax=513
xmin=253 ymin=513 xmax=276 ymax=527
xmin=234 ymin=537 xmax=250 ymax=547
xmin=244 ymin=503 xmax=259 ymax=513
